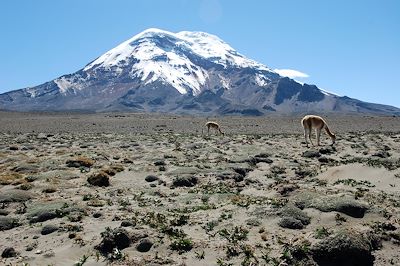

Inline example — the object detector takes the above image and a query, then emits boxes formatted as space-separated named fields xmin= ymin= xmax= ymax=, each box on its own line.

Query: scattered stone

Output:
xmin=130 ymin=230 xmax=149 ymax=243
xmin=121 ymin=220 xmax=135 ymax=227
xmin=136 ymin=238 xmax=153 ymax=252
xmin=0 ymin=217 xmax=20 ymax=230
xmin=27 ymin=202 xmax=68 ymax=223
xmin=302 ymin=150 xmax=321 ymax=158
xmin=93 ymin=212 xmax=102 ymax=218
xmin=279 ymin=204 xmax=311 ymax=226
xmin=154 ymin=160 xmax=166 ymax=166
xmin=2 ymin=247 xmax=17 ymax=258
xmin=87 ymin=172 xmax=110 ymax=187
xmin=278 ymin=217 xmax=304 ymax=229
xmin=66 ymin=157 xmax=94 ymax=168
xmin=372 ymin=151 xmax=391 ymax=158
xmin=216 ymin=171 xmax=244 ymax=182
xmin=319 ymin=146 xmax=335 ymax=155
xmin=41 ymin=224 xmax=59 ymax=235
xmin=95 ymin=227 xmax=131 ymax=255
xmin=145 ymin=175 xmax=159 ymax=182
xmin=294 ymin=192 xmax=368 ymax=218
xmin=12 ymin=164 xmax=39 ymax=173
xmin=232 ymin=167 xmax=252 ymax=177
xmin=172 ymin=176 xmax=198 ymax=187
xmin=0 ymin=209 xmax=9 ymax=216
xmin=318 ymin=156 xmax=330 ymax=163
xmin=311 ymin=230 xmax=380 ymax=266
xmin=0 ymin=189 xmax=33 ymax=203
xmin=123 ymin=158 xmax=133 ymax=163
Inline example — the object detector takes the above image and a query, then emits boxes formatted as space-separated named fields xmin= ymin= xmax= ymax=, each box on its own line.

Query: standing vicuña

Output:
xmin=205 ymin=121 xmax=224 ymax=135
xmin=301 ymin=115 xmax=335 ymax=147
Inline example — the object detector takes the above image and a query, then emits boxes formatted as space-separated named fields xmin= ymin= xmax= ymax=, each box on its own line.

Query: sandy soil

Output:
xmin=0 ymin=112 xmax=399 ymax=265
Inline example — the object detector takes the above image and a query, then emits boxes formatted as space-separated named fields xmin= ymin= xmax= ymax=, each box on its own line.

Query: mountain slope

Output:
xmin=1 ymin=28 xmax=399 ymax=115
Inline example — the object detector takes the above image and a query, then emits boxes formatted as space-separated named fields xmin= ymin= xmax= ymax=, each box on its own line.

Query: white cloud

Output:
xmin=274 ymin=69 xmax=309 ymax=79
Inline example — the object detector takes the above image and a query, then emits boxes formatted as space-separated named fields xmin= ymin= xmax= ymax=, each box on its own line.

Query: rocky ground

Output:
xmin=0 ymin=112 xmax=400 ymax=266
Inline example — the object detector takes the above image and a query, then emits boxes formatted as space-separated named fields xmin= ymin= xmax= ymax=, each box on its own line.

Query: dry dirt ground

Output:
xmin=0 ymin=112 xmax=400 ymax=266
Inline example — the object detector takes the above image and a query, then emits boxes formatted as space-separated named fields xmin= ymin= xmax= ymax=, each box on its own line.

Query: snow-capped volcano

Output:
xmin=82 ymin=28 xmax=270 ymax=95
xmin=1 ymin=28 xmax=399 ymax=115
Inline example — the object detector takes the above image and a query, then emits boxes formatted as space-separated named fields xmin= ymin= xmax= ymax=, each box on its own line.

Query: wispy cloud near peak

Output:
xmin=274 ymin=69 xmax=309 ymax=79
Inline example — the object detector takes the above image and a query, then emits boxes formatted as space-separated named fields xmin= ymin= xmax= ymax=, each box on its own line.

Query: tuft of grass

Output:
xmin=315 ymin=227 xmax=331 ymax=239
xmin=170 ymin=237 xmax=193 ymax=253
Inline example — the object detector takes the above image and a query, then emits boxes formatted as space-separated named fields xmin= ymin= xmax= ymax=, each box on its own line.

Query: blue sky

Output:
xmin=1 ymin=0 xmax=399 ymax=107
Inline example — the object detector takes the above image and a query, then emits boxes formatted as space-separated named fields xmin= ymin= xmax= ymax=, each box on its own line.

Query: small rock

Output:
xmin=93 ymin=212 xmax=102 ymax=218
xmin=145 ymin=175 xmax=159 ymax=182
xmin=302 ymin=150 xmax=321 ymax=158
xmin=318 ymin=156 xmax=330 ymax=163
xmin=41 ymin=224 xmax=59 ymax=235
xmin=0 ymin=189 xmax=33 ymax=203
xmin=311 ymin=230 xmax=380 ymax=266
xmin=66 ymin=157 xmax=94 ymax=168
xmin=372 ymin=151 xmax=391 ymax=158
xmin=2 ymin=247 xmax=17 ymax=258
xmin=121 ymin=220 xmax=135 ymax=227
xmin=172 ymin=176 xmax=198 ymax=187
xmin=87 ymin=172 xmax=110 ymax=187
xmin=154 ymin=160 xmax=165 ymax=166
xmin=0 ymin=217 xmax=20 ymax=230
xmin=278 ymin=217 xmax=304 ymax=229
xmin=232 ymin=167 xmax=252 ymax=177
xmin=150 ymin=183 xmax=157 ymax=187
xmin=0 ymin=209 xmax=9 ymax=216
xmin=319 ymin=146 xmax=335 ymax=155
xmin=95 ymin=227 xmax=131 ymax=255
xmin=136 ymin=238 xmax=153 ymax=252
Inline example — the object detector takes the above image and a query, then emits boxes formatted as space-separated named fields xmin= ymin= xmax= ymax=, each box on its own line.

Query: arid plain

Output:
xmin=1 ymin=112 xmax=400 ymax=266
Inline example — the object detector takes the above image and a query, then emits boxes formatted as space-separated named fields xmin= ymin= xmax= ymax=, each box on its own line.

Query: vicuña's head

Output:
xmin=331 ymin=134 xmax=336 ymax=145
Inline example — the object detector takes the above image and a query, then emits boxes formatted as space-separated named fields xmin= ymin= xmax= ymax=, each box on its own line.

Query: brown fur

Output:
xmin=301 ymin=115 xmax=335 ymax=147
xmin=205 ymin=121 xmax=224 ymax=135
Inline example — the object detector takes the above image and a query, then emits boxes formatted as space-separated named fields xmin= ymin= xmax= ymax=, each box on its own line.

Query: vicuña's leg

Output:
xmin=316 ymin=128 xmax=321 ymax=146
xmin=207 ymin=126 xmax=210 ymax=135
xmin=309 ymin=128 xmax=314 ymax=146
xmin=304 ymin=128 xmax=309 ymax=147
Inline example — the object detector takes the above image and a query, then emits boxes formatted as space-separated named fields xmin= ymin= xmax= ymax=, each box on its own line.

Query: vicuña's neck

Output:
xmin=325 ymin=126 xmax=334 ymax=138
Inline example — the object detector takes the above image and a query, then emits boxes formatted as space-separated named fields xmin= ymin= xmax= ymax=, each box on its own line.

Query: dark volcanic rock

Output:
xmin=41 ymin=224 xmax=59 ymax=235
xmin=372 ymin=151 xmax=391 ymax=158
xmin=95 ymin=227 xmax=131 ymax=255
xmin=172 ymin=176 xmax=198 ymax=187
xmin=302 ymin=150 xmax=321 ymax=158
xmin=278 ymin=217 xmax=304 ymax=229
xmin=154 ymin=160 xmax=166 ymax=166
xmin=0 ymin=217 xmax=20 ymax=231
xmin=136 ymin=238 xmax=153 ymax=252
xmin=87 ymin=172 xmax=110 ymax=187
xmin=145 ymin=175 xmax=159 ymax=182
xmin=311 ymin=230 xmax=379 ymax=266
xmin=1 ymin=247 xmax=17 ymax=258
xmin=66 ymin=157 xmax=94 ymax=168
xmin=216 ymin=171 xmax=244 ymax=182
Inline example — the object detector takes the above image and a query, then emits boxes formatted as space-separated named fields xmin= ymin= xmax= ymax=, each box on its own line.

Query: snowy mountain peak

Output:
xmin=83 ymin=28 xmax=271 ymax=95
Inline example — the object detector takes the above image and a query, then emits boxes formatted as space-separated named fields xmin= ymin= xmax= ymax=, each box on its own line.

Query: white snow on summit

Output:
xmin=82 ymin=28 xmax=272 ymax=95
